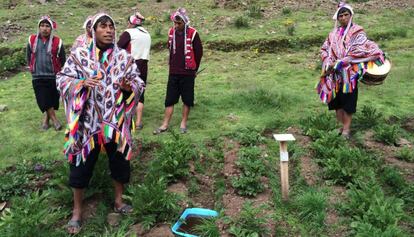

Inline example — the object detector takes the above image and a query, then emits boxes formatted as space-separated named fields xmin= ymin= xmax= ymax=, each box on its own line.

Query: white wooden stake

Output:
xmin=273 ymin=134 xmax=295 ymax=201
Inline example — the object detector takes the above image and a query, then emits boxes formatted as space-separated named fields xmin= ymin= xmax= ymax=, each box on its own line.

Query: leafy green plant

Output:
xmin=193 ymin=217 xmax=220 ymax=237
xmin=300 ymin=112 xmax=337 ymax=140
xmin=282 ymin=7 xmax=291 ymax=15
xmin=148 ymin=132 xmax=195 ymax=182
xmin=234 ymin=16 xmax=249 ymax=28
xmin=230 ymin=126 xmax=265 ymax=146
xmin=395 ymin=147 xmax=414 ymax=162
xmin=374 ymin=124 xmax=400 ymax=145
xmin=0 ymin=51 xmax=25 ymax=74
xmin=311 ymin=131 xmax=346 ymax=164
xmin=323 ymin=147 xmax=376 ymax=184
xmin=247 ymin=4 xmax=262 ymax=18
xmin=232 ymin=146 xmax=266 ymax=196
xmin=344 ymin=179 xmax=405 ymax=234
xmin=353 ymin=105 xmax=383 ymax=130
xmin=381 ymin=166 xmax=407 ymax=194
xmin=128 ymin=177 xmax=181 ymax=228
xmin=228 ymin=201 xmax=270 ymax=236
xmin=0 ymin=191 xmax=66 ymax=236
xmin=153 ymin=23 xmax=163 ymax=37
xmin=294 ymin=189 xmax=327 ymax=229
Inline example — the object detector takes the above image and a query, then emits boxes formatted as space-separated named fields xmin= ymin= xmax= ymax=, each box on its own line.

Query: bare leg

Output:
xmin=180 ymin=105 xmax=190 ymax=129
xmin=113 ymin=180 xmax=125 ymax=209
xmin=67 ymin=188 xmax=84 ymax=233
xmin=335 ymin=109 xmax=345 ymax=133
xmin=135 ymin=102 xmax=144 ymax=128
xmin=47 ymin=108 xmax=62 ymax=130
xmin=43 ymin=112 xmax=49 ymax=126
xmin=160 ymin=106 xmax=174 ymax=129
xmin=342 ymin=112 xmax=353 ymax=135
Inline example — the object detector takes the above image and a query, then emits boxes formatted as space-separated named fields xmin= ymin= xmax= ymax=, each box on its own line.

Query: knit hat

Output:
xmin=32 ymin=15 xmax=57 ymax=55
xmin=332 ymin=2 xmax=354 ymax=20
xmin=170 ymin=7 xmax=190 ymax=25
xmin=128 ymin=11 xmax=145 ymax=25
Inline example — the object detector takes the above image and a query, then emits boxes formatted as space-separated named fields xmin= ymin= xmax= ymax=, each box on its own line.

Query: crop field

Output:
xmin=0 ymin=0 xmax=414 ymax=236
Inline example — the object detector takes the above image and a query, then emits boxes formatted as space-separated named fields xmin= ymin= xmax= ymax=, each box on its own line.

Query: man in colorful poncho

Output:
xmin=153 ymin=7 xmax=203 ymax=134
xmin=27 ymin=16 xmax=65 ymax=131
xmin=117 ymin=11 xmax=151 ymax=130
xmin=317 ymin=2 xmax=384 ymax=138
xmin=57 ymin=13 xmax=145 ymax=234
xmin=70 ymin=16 xmax=93 ymax=52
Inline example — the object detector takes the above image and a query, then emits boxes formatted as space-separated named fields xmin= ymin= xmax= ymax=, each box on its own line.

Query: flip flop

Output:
xmin=67 ymin=220 xmax=81 ymax=234
xmin=114 ymin=204 xmax=133 ymax=215
xmin=41 ymin=123 xmax=50 ymax=131
xmin=180 ymin=127 xmax=187 ymax=134
xmin=136 ymin=123 xmax=143 ymax=130
xmin=153 ymin=127 xmax=168 ymax=135
xmin=54 ymin=121 xmax=62 ymax=131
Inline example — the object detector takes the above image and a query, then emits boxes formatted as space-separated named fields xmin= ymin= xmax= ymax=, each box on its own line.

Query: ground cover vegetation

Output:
xmin=0 ymin=0 xmax=414 ymax=236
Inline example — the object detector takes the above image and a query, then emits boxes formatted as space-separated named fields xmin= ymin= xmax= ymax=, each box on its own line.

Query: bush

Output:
xmin=0 ymin=191 xmax=66 ymax=236
xmin=128 ymin=178 xmax=181 ymax=228
xmin=323 ymin=147 xmax=376 ymax=184
xmin=395 ymin=147 xmax=414 ymax=162
xmin=374 ymin=124 xmax=400 ymax=145
xmin=300 ymin=112 xmax=337 ymax=140
xmin=0 ymin=50 xmax=25 ymax=74
xmin=311 ymin=131 xmax=346 ymax=164
xmin=232 ymin=146 xmax=266 ymax=196
xmin=247 ymin=4 xmax=262 ymax=18
xmin=282 ymin=7 xmax=291 ymax=15
xmin=294 ymin=189 xmax=327 ymax=229
xmin=234 ymin=16 xmax=249 ymax=28
xmin=228 ymin=201 xmax=270 ymax=236
xmin=353 ymin=105 xmax=383 ymax=130
xmin=230 ymin=127 xmax=264 ymax=146
xmin=148 ymin=132 xmax=195 ymax=182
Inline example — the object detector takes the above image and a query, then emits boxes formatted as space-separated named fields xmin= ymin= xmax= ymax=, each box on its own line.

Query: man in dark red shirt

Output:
xmin=154 ymin=8 xmax=203 ymax=134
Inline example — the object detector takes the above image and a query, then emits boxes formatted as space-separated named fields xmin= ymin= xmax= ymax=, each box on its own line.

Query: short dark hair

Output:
xmin=174 ymin=15 xmax=184 ymax=22
xmin=39 ymin=19 xmax=51 ymax=27
xmin=93 ymin=15 xmax=114 ymax=31
xmin=337 ymin=7 xmax=352 ymax=18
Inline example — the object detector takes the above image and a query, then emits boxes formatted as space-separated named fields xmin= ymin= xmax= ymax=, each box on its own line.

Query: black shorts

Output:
xmin=328 ymin=85 xmax=358 ymax=114
xmin=32 ymin=79 xmax=60 ymax=113
xmin=69 ymin=142 xmax=130 ymax=189
xmin=164 ymin=74 xmax=195 ymax=107
xmin=136 ymin=60 xmax=148 ymax=103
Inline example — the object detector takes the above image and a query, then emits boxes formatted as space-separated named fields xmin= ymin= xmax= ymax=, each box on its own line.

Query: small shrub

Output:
xmin=128 ymin=177 xmax=181 ymax=227
xmin=148 ymin=132 xmax=195 ymax=182
xmin=228 ymin=201 xmax=270 ymax=236
xmin=395 ymin=147 xmax=414 ymax=162
xmin=193 ymin=217 xmax=220 ymax=237
xmin=350 ymin=222 xmax=406 ymax=237
xmin=311 ymin=131 xmax=346 ymax=164
xmin=0 ymin=51 xmax=25 ymax=74
xmin=295 ymin=189 xmax=327 ymax=229
xmin=381 ymin=166 xmax=407 ymax=194
xmin=300 ymin=112 xmax=337 ymax=140
xmin=282 ymin=7 xmax=291 ymax=15
xmin=374 ymin=124 xmax=400 ymax=145
xmin=0 ymin=191 xmax=66 ymax=236
xmin=353 ymin=105 xmax=383 ymax=130
xmin=230 ymin=126 xmax=264 ymax=146
xmin=323 ymin=147 xmax=376 ymax=184
xmin=247 ymin=4 xmax=262 ymax=18
xmin=232 ymin=146 xmax=266 ymax=196
xmin=234 ymin=16 xmax=249 ymax=28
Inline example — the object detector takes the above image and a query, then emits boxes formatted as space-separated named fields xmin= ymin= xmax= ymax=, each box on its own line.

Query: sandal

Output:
xmin=67 ymin=220 xmax=82 ymax=234
xmin=54 ymin=121 xmax=62 ymax=131
xmin=114 ymin=204 xmax=133 ymax=215
xmin=41 ymin=123 xmax=50 ymax=131
xmin=341 ymin=132 xmax=351 ymax=140
xmin=180 ymin=127 xmax=187 ymax=134
xmin=136 ymin=123 xmax=143 ymax=130
xmin=153 ymin=127 xmax=168 ymax=135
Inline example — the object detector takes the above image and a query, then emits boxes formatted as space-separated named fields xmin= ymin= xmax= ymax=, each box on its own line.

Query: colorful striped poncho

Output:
xmin=57 ymin=45 xmax=145 ymax=166
xmin=317 ymin=23 xmax=384 ymax=103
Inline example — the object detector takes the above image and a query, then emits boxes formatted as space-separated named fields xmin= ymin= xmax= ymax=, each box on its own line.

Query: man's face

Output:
xmin=174 ymin=19 xmax=185 ymax=31
xmin=95 ymin=21 xmax=114 ymax=46
xmin=338 ymin=11 xmax=351 ymax=27
xmin=39 ymin=22 xmax=51 ymax=38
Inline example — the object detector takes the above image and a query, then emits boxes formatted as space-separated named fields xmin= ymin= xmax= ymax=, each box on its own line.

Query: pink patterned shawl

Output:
xmin=317 ymin=24 xmax=384 ymax=103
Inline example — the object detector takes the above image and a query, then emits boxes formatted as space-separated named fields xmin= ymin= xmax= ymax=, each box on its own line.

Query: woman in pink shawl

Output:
xmin=317 ymin=2 xmax=384 ymax=138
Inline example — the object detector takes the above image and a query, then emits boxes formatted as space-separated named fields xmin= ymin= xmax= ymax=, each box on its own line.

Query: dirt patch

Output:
xmin=167 ymin=181 xmax=188 ymax=195
xmin=402 ymin=117 xmax=414 ymax=132
xmin=385 ymin=157 xmax=414 ymax=182
xmin=191 ymin=174 xmax=216 ymax=209
xmin=82 ymin=194 xmax=102 ymax=220
xmin=0 ymin=23 xmax=25 ymax=44
xmin=222 ymin=139 xmax=240 ymax=177
xmin=286 ymin=127 xmax=321 ymax=186
xmin=143 ymin=224 xmax=174 ymax=237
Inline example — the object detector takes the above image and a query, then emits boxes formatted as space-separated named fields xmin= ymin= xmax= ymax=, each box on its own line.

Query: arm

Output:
xmin=58 ymin=44 xmax=66 ymax=67
xmin=26 ymin=43 xmax=31 ymax=66
xmin=117 ymin=31 xmax=131 ymax=50
xmin=193 ymin=32 xmax=203 ymax=72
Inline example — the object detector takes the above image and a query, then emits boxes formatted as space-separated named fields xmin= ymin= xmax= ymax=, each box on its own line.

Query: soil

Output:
xmin=286 ymin=127 xmax=321 ymax=186
xmin=142 ymin=224 xmax=174 ymax=237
